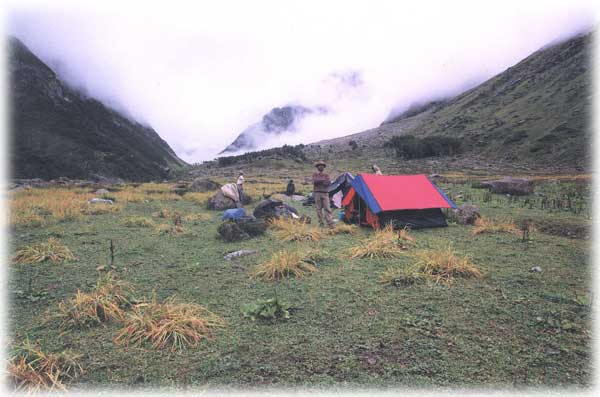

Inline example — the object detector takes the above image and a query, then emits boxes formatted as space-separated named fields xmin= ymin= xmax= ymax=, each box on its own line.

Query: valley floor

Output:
xmin=6 ymin=175 xmax=592 ymax=391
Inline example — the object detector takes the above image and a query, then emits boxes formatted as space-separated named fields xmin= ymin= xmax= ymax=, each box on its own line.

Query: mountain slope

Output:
xmin=308 ymin=32 xmax=592 ymax=169
xmin=8 ymin=37 xmax=186 ymax=181
xmin=220 ymin=105 xmax=326 ymax=154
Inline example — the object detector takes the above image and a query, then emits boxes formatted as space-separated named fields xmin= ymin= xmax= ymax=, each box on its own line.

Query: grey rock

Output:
xmin=530 ymin=266 xmax=542 ymax=272
xmin=94 ymin=188 xmax=110 ymax=195
xmin=190 ymin=178 xmax=220 ymax=192
xmin=454 ymin=205 xmax=481 ymax=225
xmin=224 ymin=249 xmax=258 ymax=260
xmin=88 ymin=198 xmax=114 ymax=204
xmin=482 ymin=177 xmax=534 ymax=196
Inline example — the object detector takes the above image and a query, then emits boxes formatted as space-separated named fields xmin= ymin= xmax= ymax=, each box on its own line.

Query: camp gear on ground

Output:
xmin=312 ymin=172 xmax=330 ymax=193
xmin=314 ymin=191 xmax=334 ymax=226
xmin=222 ymin=208 xmax=246 ymax=221
xmin=253 ymin=198 xmax=299 ymax=219
xmin=342 ymin=174 xmax=456 ymax=229
xmin=221 ymin=183 xmax=240 ymax=202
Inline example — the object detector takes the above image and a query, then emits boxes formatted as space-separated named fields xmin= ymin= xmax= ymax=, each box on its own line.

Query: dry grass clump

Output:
xmin=140 ymin=183 xmax=172 ymax=193
xmin=379 ymin=246 xmax=482 ymax=286
xmin=56 ymin=272 xmax=135 ymax=329
xmin=147 ymin=192 xmax=182 ymax=202
xmin=183 ymin=192 xmax=213 ymax=205
xmin=123 ymin=216 xmax=155 ymax=228
xmin=156 ymin=224 xmax=186 ymax=236
xmin=183 ymin=213 xmax=212 ymax=223
xmin=9 ymin=188 xmax=91 ymax=226
xmin=8 ymin=339 xmax=83 ymax=393
xmin=350 ymin=225 xmax=412 ymax=259
xmin=326 ymin=223 xmax=358 ymax=235
xmin=114 ymin=296 xmax=225 ymax=351
xmin=252 ymin=250 xmax=318 ymax=280
xmin=81 ymin=202 xmax=122 ymax=215
xmin=472 ymin=217 xmax=519 ymax=235
xmin=13 ymin=238 xmax=75 ymax=264
xmin=152 ymin=207 xmax=179 ymax=219
xmin=269 ymin=217 xmax=322 ymax=242
xmin=113 ymin=189 xmax=146 ymax=203
xmin=379 ymin=265 xmax=426 ymax=286
xmin=411 ymin=246 xmax=483 ymax=284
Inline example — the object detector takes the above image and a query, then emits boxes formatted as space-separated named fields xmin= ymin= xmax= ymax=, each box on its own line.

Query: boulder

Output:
xmin=454 ymin=204 xmax=481 ymax=225
xmin=94 ymin=188 xmax=110 ymax=195
xmin=237 ymin=216 xmax=267 ymax=237
xmin=190 ymin=178 xmax=220 ymax=192
xmin=170 ymin=181 xmax=189 ymax=196
xmin=217 ymin=216 xmax=266 ymax=241
xmin=207 ymin=191 xmax=237 ymax=211
xmin=217 ymin=221 xmax=249 ymax=241
xmin=89 ymin=198 xmax=114 ymax=204
xmin=253 ymin=199 xmax=299 ymax=219
xmin=270 ymin=193 xmax=290 ymax=201
xmin=482 ymin=177 xmax=533 ymax=196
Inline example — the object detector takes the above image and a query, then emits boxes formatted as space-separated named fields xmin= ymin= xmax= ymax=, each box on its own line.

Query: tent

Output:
xmin=328 ymin=172 xmax=354 ymax=208
xmin=302 ymin=172 xmax=355 ymax=208
xmin=342 ymin=174 xmax=456 ymax=229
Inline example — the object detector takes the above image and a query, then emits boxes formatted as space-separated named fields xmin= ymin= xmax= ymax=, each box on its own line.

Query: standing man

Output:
xmin=312 ymin=160 xmax=334 ymax=228
xmin=236 ymin=171 xmax=245 ymax=207
xmin=286 ymin=179 xmax=295 ymax=196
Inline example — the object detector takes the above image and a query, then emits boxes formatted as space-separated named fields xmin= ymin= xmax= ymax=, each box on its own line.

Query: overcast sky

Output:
xmin=6 ymin=0 xmax=598 ymax=162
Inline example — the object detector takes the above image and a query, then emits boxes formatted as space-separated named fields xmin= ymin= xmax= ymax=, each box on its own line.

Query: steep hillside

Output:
xmin=8 ymin=37 xmax=186 ymax=181
xmin=307 ymin=32 xmax=593 ymax=169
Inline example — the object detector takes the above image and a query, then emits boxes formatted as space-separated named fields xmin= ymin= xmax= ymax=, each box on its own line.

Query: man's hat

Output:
xmin=315 ymin=160 xmax=326 ymax=168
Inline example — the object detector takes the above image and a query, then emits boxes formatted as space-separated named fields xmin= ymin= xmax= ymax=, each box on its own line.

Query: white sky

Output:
xmin=5 ymin=0 xmax=598 ymax=162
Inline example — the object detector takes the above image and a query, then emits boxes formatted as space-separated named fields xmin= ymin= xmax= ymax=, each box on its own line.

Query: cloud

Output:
xmin=6 ymin=1 xmax=597 ymax=162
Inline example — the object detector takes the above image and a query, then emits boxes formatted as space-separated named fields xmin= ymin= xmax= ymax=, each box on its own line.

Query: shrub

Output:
xmin=216 ymin=144 xmax=307 ymax=167
xmin=114 ymin=296 xmax=225 ymax=351
xmin=7 ymin=339 xmax=83 ymax=392
xmin=384 ymin=135 xmax=461 ymax=159
xmin=252 ymin=250 xmax=318 ymax=280
xmin=241 ymin=297 xmax=292 ymax=321
xmin=13 ymin=238 xmax=75 ymax=264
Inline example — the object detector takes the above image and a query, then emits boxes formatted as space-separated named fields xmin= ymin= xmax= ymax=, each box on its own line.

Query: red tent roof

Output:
xmin=358 ymin=174 xmax=453 ymax=211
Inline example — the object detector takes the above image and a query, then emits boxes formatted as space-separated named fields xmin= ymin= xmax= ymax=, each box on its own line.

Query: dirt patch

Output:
xmin=518 ymin=217 xmax=590 ymax=239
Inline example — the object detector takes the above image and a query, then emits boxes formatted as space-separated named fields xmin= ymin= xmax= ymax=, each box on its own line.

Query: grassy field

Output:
xmin=6 ymin=177 xmax=592 ymax=392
